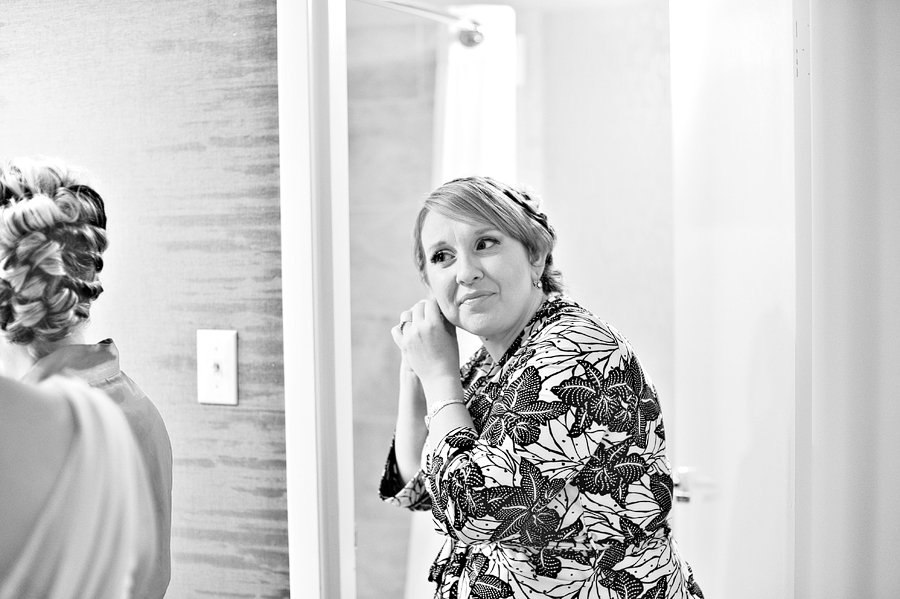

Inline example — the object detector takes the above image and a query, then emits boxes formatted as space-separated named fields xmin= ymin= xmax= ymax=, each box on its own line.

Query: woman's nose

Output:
xmin=455 ymin=253 xmax=483 ymax=285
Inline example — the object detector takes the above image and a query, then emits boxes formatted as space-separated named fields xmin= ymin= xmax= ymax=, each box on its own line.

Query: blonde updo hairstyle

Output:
xmin=413 ymin=176 xmax=564 ymax=293
xmin=0 ymin=157 xmax=108 ymax=358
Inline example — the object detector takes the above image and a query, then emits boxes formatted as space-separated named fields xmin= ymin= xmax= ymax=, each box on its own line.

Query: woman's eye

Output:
xmin=476 ymin=238 xmax=498 ymax=250
xmin=430 ymin=250 xmax=451 ymax=264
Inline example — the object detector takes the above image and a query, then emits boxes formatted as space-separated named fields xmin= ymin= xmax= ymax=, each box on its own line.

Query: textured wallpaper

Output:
xmin=0 ymin=1 xmax=287 ymax=597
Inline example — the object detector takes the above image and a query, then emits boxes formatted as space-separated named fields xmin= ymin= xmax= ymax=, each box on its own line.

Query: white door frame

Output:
xmin=792 ymin=0 xmax=812 ymax=594
xmin=277 ymin=1 xmax=355 ymax=598
xmin=277 ymin=1 xmax=813 ymax=597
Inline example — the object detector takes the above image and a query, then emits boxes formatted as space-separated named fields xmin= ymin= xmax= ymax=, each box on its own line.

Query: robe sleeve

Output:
xmin=379 ymin=436 xmax=432 ymax=511
xmin=378 ymin=347 xmax=489 ymax=513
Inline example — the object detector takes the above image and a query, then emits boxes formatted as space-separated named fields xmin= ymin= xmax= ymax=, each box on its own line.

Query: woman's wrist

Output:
xmin=399 ymin=354 xmax=418 ymax=375
xmin=421 ymin=374 xmax=464 ymax=409
xmin=423 ymin=397 xmax=466 ymax=428
xmin=397 ymin=360 xmax=426 ymax=418
xmin=399 ymin=364 xmax=421 ymax=387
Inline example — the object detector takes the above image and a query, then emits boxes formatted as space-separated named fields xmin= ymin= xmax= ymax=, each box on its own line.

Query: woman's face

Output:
xmin=420 ymin=210 xmax=544 ymax=345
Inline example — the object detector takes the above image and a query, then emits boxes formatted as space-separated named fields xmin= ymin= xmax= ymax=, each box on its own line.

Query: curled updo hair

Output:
xmin=0 ymin=157 xmax=108 ymax=357
xmin=413 ymin=176 xmax=564 ymax=293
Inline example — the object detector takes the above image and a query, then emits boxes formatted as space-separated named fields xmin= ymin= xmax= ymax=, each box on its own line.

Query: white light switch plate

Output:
xmin=197 ymin=329 xmax=238 ymax=406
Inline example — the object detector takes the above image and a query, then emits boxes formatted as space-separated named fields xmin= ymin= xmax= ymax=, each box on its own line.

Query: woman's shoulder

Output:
xmin=523 ymin=295 xmax=634 ymax=369
xmin=0 ymin=377 xmax=76 ymax=474
xmin=0 ymin=375 xmax=157 ymax=598
xmin=0 ymin=377 xmax=76 ymax=578
xmin=533 ymin=295 xmax=628 ymax=344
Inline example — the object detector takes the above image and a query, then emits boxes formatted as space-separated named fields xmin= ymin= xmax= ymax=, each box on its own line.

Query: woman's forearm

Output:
xmin=419 ymin=374 xmax=473 ymax=444
xmin=393 ymin=364 xmax=428 ymax=482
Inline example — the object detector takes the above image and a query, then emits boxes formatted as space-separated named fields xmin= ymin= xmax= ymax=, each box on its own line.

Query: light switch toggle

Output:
xmin=197 ymin=329 xmax=238 ymax=406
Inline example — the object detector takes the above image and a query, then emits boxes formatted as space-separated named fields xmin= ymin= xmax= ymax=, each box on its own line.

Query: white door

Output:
xmin=669 ymin=2 xmax=802 ymax=598
xmin=294 ymin=2 xmax=806 ymax=598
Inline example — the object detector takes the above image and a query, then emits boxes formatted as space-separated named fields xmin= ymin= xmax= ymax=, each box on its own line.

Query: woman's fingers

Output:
xmin=423 ymin=297 xmax=444 ymax=324
xmin=391 ymin=323 xmax=404 ymax=347
xmin=411 ymin=299 xmax=427 ymax=324
xmin=394 ymin=298 xmax=459 ymax=383
xmin=395 ymin=297 xmax=454 ymax=349
xmin=394 ymin=301 xmax=425 ymax=347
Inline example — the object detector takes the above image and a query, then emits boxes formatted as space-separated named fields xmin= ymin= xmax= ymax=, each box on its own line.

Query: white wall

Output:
xmin=810 ymin=1 xmax=900 ymax=596
xmin=0 ymin=2 xmax=290 ymax=596
xmin=669 ymin=2 xmax=797 ymax=597
xmin=522 ymin=0 xmax=676 ymax=429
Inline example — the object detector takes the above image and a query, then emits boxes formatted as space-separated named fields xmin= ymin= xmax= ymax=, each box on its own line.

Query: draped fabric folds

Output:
xmin=22 ymin=339 xmax=172 ymax=599
xmin=0 ymin=376 xmax=156 ymax=599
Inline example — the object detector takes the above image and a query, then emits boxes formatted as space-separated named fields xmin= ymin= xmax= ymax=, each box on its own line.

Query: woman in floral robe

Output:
xmin=382 ymin=176 xmax=703 ymax=599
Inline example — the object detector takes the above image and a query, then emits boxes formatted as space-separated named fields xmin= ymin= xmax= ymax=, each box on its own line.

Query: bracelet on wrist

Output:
xmin=424 ymin=397 xmax=465 ymax=429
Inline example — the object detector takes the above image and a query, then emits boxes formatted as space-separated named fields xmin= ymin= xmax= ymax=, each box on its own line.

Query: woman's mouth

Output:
xmin=458 ymin=291 xmax=493 ymax=306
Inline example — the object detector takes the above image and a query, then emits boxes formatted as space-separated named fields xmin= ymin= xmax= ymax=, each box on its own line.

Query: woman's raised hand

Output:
xmin=391 ymin=298 xmax=460 ymax=387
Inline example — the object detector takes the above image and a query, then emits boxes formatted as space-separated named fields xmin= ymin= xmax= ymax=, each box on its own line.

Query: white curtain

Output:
xmin=432 ymin=5 xmax=518 ymax=186
xmin=406 ymin=6 xmax=518 ymax=599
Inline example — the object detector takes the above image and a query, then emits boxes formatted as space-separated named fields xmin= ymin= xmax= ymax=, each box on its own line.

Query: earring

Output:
xmin=532 ymin=279 xmax=542 ymax=289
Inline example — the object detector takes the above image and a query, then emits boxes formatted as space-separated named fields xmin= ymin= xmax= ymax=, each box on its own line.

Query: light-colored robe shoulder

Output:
xmin=0 ymin=376 xmax=156 ymax=599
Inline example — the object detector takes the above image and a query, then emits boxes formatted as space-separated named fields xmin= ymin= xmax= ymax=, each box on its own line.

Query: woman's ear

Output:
xmin=530 ymin=251 xmax=548 ymax=279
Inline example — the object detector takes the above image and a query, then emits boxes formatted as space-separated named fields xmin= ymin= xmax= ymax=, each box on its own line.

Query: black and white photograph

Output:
xmin=0 ymin=1 xmax=897 ymax=598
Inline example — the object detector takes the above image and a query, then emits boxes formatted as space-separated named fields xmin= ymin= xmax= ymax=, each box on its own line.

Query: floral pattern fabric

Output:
xmin=381 ymin=295 xmax=703 ymax=599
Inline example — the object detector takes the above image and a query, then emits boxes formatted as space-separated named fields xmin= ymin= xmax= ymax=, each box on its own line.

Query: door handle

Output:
xmin=673 ymin=466 xmax=694 ymax=503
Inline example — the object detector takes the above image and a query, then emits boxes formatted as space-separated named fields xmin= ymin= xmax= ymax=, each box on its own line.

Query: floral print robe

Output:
xmin=381 ymin=295 xmax=704 ymax=599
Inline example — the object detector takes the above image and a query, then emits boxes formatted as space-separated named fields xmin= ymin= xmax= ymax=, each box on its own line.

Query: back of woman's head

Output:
xmin=0 ymin=157 xmax=108 ymax=356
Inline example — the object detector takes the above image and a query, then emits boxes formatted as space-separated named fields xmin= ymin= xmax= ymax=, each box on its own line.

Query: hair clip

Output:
xmin=487 ymin=178 xmax=552 ymax=233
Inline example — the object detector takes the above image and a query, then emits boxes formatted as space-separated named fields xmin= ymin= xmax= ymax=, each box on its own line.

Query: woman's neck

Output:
xmin=0 ymin=330 xmax=85 ymax=380
xmin=0 ymin=342 xmax=38 ymax=380
xmin=481 ymin=291 xmax=547 ymax=362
